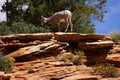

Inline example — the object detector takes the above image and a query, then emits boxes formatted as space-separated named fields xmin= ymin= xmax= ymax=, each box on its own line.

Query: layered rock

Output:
xmin=11 ymin=60 xmax=94 ymax=80
xmin=0 ymin=71 xmax=11 ymax=80
xmin=0 ymin=33 xmax=53 ymax=43
xmin=0 ymin=32 xmax=115 ymax=80
xmin=78 ymin=41 xmax=114 ymax=50
xmin=6 ymin=41 xmax=68 ymax=61
xmin=61 ymin=75 xmax=98 ymax=80
xmin=106 ymin=54 xmax=120 ymax=67
xmin=54 ymin=32 xmax=106 ymax=42
xmin=54 ymin=33 xmax=114 ymax=64
xmin=0 ymin=32 xmax=114 ymax=64
xmin=105 ymin=44 xmax=120 ymax=67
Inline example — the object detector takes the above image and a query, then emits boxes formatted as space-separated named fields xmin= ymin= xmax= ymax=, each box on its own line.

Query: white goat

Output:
xmin=41 ymin=10 xmax=73 ymax=32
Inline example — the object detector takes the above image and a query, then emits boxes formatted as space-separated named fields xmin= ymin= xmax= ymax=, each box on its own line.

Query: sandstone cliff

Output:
xmin=0 ymin=32 xmax=116 ymax=80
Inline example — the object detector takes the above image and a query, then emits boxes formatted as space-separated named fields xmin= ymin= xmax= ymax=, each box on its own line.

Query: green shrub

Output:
xmin=59 ymin=52 xmax=85 ymax=65
xmin=0 ymin=54 xmax=15 ymax=73
xmin=11 ymin=21 xmax=31 ymax=34
xmin=59 ymin=52 xmax=74 ymax=62
xmin=11 ymin=21 xmax=50 ymax=34
xmin=74 ymin=50 xmax=85 ymax=57
xmin=0 ymin=22 xmax=12 ymax=35
xmin=109 ymin=31 xmax=120 ymax=43
xmin=72 ymin=55 xmax=82 ymax=65
xmin=93 ymin=63 xmax=119 ymax=78
xmin=0 ymin=21 xmax=51 ymax=35
xmin=74 ymin=50 xmax=86 ymax=65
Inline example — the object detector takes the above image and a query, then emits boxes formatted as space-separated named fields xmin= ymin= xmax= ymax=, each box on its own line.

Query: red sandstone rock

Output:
xmin=106 ymin=53 xmax=120 ymax=67
xmin=61 ymin=74 xmax=98 ymax=80
xmin=78 ymin=41 xmax=114 ymax=50
xmin=0 ymin=33 xmax=53 ymax=43
xmin=54 ymin=32 xmax=106 ymax=42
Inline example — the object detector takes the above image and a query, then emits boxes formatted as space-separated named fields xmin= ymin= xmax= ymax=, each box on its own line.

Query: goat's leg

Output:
xmin=68 ymin=16 xmax=73 ymax=32
xmin=70 ymin=22 xmax=73 ymax=32
xmin=65 ymin=19 xmax=69 ymax=32
xmin=58 ymin=23 xmax=60 ymax=32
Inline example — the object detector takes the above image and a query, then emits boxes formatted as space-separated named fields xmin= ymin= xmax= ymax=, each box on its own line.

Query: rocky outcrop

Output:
xmin=6 ymin=41 xmax=68 ymax=61
xmin=11 ymin=59 xmax=94 ymax=80
xmin=0 ymin=33 xmax=116 ymax=80
xmin=106 ymin=54 xmax=120 ymax=67
xmin=0 ymin=32 xmax=114 ymax=64
xmin=54 ymin=33 xmax=114 ymax=64
xmin=54 ymin=32 xmax=106 ymax=42
xmin=0 ymin=33 xmax=53 ymax=43
xmin=105 ymin=44 xmax=120 ymax=67
xmin=78 ymin=41 xmax=114 ymax=50
xmin=0 ymin=55 xmax=95 ymax=80
xmin=78 ymin=41 xmax=114 ymax=64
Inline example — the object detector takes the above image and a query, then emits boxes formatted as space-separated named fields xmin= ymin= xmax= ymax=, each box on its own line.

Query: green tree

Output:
xmin=1 ymin=0 xmax=107 ymax=33
xmin=1 ymin=0 xmax=26 ymax=23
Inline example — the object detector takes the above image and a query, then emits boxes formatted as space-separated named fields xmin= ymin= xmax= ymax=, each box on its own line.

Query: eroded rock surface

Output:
xmin=0 ymin=32 xmax=116 ymax=80
xmin=54 ymin=32 xmax=106 ymax=42
xmin=0 ymin=33 xmax=114 ymax=63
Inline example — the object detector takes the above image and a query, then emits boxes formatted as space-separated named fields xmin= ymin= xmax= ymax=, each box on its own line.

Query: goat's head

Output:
xmin=41 ymin=16 xmax=47 ymax=26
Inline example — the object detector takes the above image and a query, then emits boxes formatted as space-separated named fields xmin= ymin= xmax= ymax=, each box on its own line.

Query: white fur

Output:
xmin=41 ymin=10 xmax=73 ymax=32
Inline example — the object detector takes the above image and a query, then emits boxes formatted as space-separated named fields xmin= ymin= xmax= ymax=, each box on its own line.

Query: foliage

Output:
xmin=93 ymin=63 xmax=119 ymax=78
xmin=72 ymin=55 xmax=82 ymax=65
xmin=0 ymin=54 xmax=15 ymax=73
xmin=10 ymin=21 xmax=50 ymax=34
xmin=109 ymin=31 xmax=120 ymax=43
xmin=1 ymin=0 xmax=107 ymax=33
xmin=59 ymin=51 xmax=85 ymax=65
xmin=0 ymin=21 xmax=50 ymax=35
xmin=0 ymin=22 xmax=12 ymax=35
xmin=73 ymin=50 xmax=85 ymax=65
xmin=59 ymin=52 xmax=74 ymax=62
xmin=74 ymin=50 xmax=85 ymax=57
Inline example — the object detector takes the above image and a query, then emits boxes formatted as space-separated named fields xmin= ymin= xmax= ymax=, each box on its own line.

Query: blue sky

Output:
xmin=0 ymin=0 xmax=120 ymax=35
xmin=95 ymin=0 xmax=120 ymax=35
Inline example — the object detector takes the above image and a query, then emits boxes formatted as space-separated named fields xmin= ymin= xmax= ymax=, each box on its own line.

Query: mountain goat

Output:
xmin=41 ymin=10 xmax=73 ymax=32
